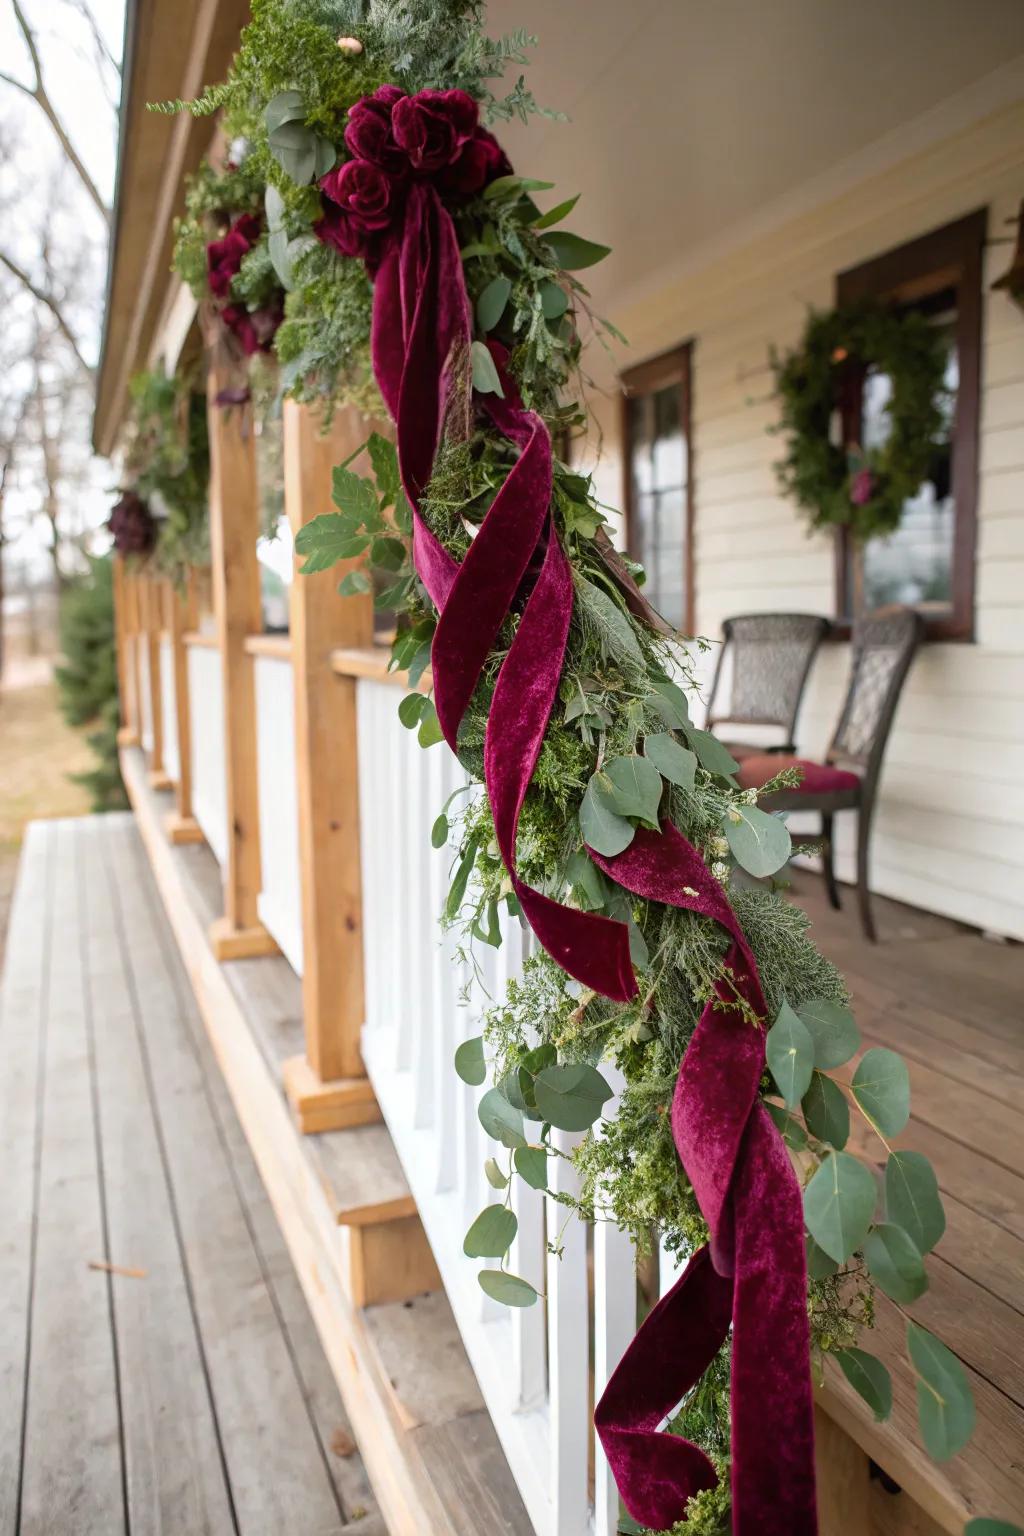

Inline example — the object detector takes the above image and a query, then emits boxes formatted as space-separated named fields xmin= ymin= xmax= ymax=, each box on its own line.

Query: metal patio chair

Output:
xmin=735 ymin=605 xmax=925 ymax=942
xmin=707 ymin=612 xmax=832 ymax=758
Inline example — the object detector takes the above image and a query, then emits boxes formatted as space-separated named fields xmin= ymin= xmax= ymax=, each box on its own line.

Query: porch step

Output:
xmin=309 ymin=1123 xmax=417 ymax=1227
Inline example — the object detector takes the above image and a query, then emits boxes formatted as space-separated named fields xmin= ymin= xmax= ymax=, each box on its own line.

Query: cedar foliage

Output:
xmin=54 ymin=555 xmax=128 ymax=811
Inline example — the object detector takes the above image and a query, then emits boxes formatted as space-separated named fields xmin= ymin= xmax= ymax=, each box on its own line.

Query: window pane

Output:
xmin=861 ymin=316 xmax=957 ymax=612
xmin=627 ymin=381 xmax=688 ymax=630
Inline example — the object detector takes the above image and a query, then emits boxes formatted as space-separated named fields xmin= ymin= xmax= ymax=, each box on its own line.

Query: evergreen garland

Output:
xmin=123 ymin=367 xmax=211 ymax=577
xmin=772 ymin=301 xmax=950 ymax=539
xmin=164 ymin=4 xmax=981 ymax=1525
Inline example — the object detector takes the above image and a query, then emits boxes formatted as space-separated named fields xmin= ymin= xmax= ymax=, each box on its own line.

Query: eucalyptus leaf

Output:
xmin=445 ymin=834 xmax=480 ymax=922
xmin=580 ymin=772 xmax=634 ymax=857
xmin=533 ymin=193 xmax=580 ymax=230
xmin=477 ymin=1269 xmax=538 ymax=1307
xmin=648 ymin=677 xmax=690 ymax=730
xmin=514 ymin=1145 xmax=549 ymax=1190
xmin=907 ymin=1321 xmax=976 ymax=1460
xmin=418 ymin=707 xmax=444 ymax=748
xmin=431 ymin=813 xmax=449 ymax=849
xmin=265 ymin=89 xmax=305 ymax=135
xmin=836 ymin=1348 xmax=893 ymax=1422
xmin=852 ymin=1047 xmax=910 ymax=1137
xmin=805 ymin=1234 xmax=839 ymax=1280
xmin=478 ymin=1088 xmax=526 ymax=1149
xmin=765 ymin=1000 xmax=814 ymax=1109
xmin=398 ymin=692 xmax=428 ymax=729
xmin=476 ymin=275 xmax=512 ymax=332
xmin=463 ymin=1204 xmax=517 ymax=1258
xmin=454 ymin=1035 xmax=485 ymax=1086
xmin=471 ymin=339 xmax=504 ymax=397
xmin=484 ymin=1158 xmax=509 ymax=1190
xmin=965 ymin=1521 xmax=1024 ymax=1535
xmin=545 ymin=230 xmax=612 ymax=270
xmin=540 ymin=280 xmax=569 ymax=319
xmin=268 ymin=119 xmax=319 ymax=185
xmin=803 ymin=1151 xmax=877 ymax=1263
xmin=885 ymin=1150 xmax=945 ymax=1254
xmin=603 ymin=754 xmax=663 ymax=827
xmin=864 ymin=1222 xmax=928 ymax=1304
xmin=643 ymin=733 xmax=697 ymax=790
xmin=533 ymin=1064 xmax=613 ymax=1132
xmin=724 ymin=804 xmax=792 ymax=878
xmin=683 ymin=726 xmax=739 ymax=780
xmin=802 ymin=1071 xmax=850 ymax=1149
xmin=797 ymin=998 xmax=860 ymax=1070
xmin=766 ymin=1100 xmax=809 ymax=1152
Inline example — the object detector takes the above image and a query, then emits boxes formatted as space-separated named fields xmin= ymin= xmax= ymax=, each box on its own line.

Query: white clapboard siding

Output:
xmin=160 ymin=636 xmax=179 ymax=784
xmin=187 ymin=643 xmax=228 ymax=869
xmin=253 ymin=653 xmax=303 ymax=975
xmin=583 ymin=122 xmax=1024 ymax=940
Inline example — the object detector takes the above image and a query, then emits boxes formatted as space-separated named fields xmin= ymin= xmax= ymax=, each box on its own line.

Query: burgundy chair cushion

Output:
xmin=736 ymin=754 xmax=861 ymax=795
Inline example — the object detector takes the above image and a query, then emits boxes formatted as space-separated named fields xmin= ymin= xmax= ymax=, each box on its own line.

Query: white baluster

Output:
xmin=594 ymin=1067 xmax=637 ymax=1536
xmin=547 ymin=1130 xmax=589 ymax=1536
xmin=412 ymin=747 xmax=436 ymax=1128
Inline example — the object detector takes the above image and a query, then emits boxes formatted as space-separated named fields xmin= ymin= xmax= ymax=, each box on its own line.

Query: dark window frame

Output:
xmin=621 ymin=341 xmax=695 ymax=635
xmin=833 ymin=208 xmax=987 ymax=642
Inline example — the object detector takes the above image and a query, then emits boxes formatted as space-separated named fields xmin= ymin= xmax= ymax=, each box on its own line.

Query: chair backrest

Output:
xmin=707 ymin=612 xmax=832 ymax=745
xmin=827 ymin=605 xmax=924 ymax=781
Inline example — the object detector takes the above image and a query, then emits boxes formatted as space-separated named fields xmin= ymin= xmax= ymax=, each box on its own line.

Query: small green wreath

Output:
xmin=772 ymin=299 xmax=950 ymax=539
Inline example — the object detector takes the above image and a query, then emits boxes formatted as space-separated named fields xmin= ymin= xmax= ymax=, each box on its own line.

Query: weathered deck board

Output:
xmin=0 ymin=816 xmax=382 ymax=1536
xmin=18 ymin=819 xmax=125 ymax=1535
xmin=795 ymin=872 xmax=1024 ymax=1531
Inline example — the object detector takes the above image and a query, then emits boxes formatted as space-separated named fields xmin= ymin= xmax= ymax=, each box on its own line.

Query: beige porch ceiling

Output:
xmin=485 ymin=0 xmax=1024 ymax=313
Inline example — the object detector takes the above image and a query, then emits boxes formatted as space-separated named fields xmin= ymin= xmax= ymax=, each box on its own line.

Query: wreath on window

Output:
xmin=772 ymin=299 xmax=951 ymax=540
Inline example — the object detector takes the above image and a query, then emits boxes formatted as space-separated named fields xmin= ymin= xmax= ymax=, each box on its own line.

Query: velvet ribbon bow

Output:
xmin=369 ymin=173 xmax=817 ymax=1535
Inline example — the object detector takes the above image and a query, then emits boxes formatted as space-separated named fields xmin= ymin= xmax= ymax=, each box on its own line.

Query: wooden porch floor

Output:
xmin=0 ymin=815 xmax=384 ymax=1536
xmin=793 ymin=872 xmax=1024 ymax=1530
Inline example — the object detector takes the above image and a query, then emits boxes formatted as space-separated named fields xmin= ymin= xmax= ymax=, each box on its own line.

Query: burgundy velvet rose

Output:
xmin=108 ymin=490 xmax=156 ymax=556
xmin=320 ymin=158 xmax=396 ymax=231
xmin=392 ymin=88 xmax=478 ymax=172
xmin=439 ymin=127 xmax=513 ymax=195
xmin=222 ymin=300 xmax=283 ymax=357
xmin=850 ymin=467 xmax=874 ymax=506
xmin=344 ymin=83 xmax=407 ymax=172
xmin=206 ymin=212 xmax=261 ymax=300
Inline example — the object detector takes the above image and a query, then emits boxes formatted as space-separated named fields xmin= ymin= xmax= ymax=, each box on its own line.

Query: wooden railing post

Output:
xmin=280 ymin=399 xmax=379 ymax=1133
xmin=205 ymin=361 xmax=277 ymax=960
xmin=142 ymin=573 xmax=171 ymax=790
xmin=165 ymin=569 xmax=203 ymax=845
xmin=113 ymin=555 xmax=139 ymax=747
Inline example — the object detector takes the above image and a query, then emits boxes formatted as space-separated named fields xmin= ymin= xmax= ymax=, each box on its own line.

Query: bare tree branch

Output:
xmin=5 ymin=0 xmax=111 ymax=225
xmin=59 ymin=0 xmax=121 ymax=79
xmin=0 ymin=248 xmax=94 ymax=382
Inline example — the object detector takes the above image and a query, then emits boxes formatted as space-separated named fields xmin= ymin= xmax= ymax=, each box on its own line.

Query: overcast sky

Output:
xmin=1 ymin=0 xmax=126 ymax=577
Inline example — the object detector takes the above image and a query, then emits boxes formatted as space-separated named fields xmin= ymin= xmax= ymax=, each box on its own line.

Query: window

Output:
xmin=622 ymin=343 xmax=694 ymax=633
xmin=835 ymin=210 xmax=986 ymax=640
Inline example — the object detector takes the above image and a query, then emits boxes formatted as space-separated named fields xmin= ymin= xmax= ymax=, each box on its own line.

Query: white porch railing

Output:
xmin=187 ymin=641 xmax=228 ymax=868
xmin=253 ymin=650 xmax=304 ymax=974
xmin=138 ymin=636 xmax=154 ymax=754
xmin=160 ymin=635 xmax=179 ymax=783
xmin=355 ymin=677 xmax=646 ymax=1536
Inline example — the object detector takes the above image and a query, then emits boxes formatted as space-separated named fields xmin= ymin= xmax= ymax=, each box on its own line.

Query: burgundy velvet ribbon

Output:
xmin=368 ymin=176 xmax=816 ymax=1534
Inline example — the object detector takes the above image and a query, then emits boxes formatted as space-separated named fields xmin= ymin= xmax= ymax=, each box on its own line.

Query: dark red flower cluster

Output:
xmin=316 ymin=86 xmax=511 ymax=263
xmin=108 ymin=490 xmax=156 ymax=557
xmin=206 ymin=213 xmax=283 ymax=357
xmin=207 ymin=213 xmax=261 ymax=299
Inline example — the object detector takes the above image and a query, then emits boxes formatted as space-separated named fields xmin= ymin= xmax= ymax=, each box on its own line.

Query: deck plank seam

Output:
xmin=119 ymin=821 xmax=357 ymax=1527
xmin=96 ymin=816 xmax=243 ymax=1536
